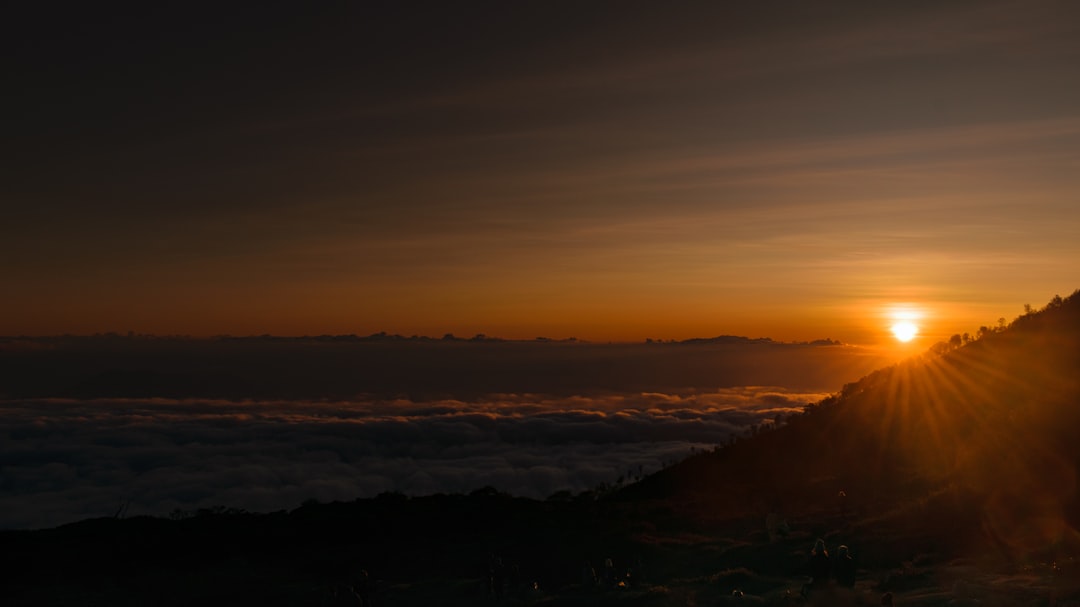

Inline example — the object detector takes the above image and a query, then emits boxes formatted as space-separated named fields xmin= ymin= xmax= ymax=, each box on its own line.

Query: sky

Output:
xmin=6 ymin=1 xmax=1080 ymax=345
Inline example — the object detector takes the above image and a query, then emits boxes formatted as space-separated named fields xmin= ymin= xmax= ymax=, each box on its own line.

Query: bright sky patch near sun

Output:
xmin=883 ymin=305 xmax=926 ymax=345
xmin=5 ymin=1 xmax=1080 ymax=344
xmin=891 ymin=322 xmax=919 ymax=343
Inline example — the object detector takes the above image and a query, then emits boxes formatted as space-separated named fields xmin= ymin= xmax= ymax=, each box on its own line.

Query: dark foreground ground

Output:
xmin=2 ymin=484 xmax=1076 ymax=606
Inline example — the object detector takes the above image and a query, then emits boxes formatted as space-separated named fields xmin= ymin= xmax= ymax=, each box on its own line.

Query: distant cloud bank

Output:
xmin=0 ymin=388 xmax=823 ymax=529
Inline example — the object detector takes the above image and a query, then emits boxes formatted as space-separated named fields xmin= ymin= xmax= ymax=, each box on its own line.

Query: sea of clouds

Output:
xmin=0 ymin=388 xmax=825 ymax=529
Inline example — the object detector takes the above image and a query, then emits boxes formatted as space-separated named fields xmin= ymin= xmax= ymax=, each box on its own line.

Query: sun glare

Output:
xmin=891 ymin=321 xmax=918 ymax=342
xmin=883 ymin=304 xmax=927 ymax=344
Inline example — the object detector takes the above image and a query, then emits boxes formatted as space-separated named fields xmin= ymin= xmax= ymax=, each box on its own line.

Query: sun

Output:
xmin=884 ymin=304 xmax=926 ymax=344
xmin=891 ymin=321 xmax=918 ymax=342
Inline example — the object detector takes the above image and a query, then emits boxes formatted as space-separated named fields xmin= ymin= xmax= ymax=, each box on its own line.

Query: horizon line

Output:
xmin=0 ymin=331 xmax=850 ymax=346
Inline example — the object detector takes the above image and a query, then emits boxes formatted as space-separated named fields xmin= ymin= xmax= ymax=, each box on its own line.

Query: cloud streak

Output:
xmin=0 ymin=388 xmax=822 ymax=529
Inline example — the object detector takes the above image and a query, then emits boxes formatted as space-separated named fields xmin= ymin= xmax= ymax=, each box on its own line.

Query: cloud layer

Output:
xmin=0 ymin=388 xmax=822 ymax=529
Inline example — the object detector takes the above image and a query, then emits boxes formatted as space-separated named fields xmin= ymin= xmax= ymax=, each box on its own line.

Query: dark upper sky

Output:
xmin=6 ymin=1 xmax=1080 ymax=343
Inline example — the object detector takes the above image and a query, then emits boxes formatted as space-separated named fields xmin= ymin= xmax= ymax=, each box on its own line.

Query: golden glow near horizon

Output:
xmin=5 ymin=4 xmax=1080 ymax=346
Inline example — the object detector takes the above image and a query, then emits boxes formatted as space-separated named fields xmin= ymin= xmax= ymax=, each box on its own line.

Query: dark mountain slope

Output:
xmin=624 ymin=291 xmax=1080 ymax=560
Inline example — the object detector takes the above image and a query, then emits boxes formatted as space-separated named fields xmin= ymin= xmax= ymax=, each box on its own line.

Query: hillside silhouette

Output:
xmin=625 ymin=291 xmax=1080 ymax=564
xmin=3 ymin=292 xmax=1079 ymax=605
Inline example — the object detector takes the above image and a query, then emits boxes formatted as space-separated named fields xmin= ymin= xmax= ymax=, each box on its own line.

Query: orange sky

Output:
xmin=5 ymin=2 xmax=1080 ymax=346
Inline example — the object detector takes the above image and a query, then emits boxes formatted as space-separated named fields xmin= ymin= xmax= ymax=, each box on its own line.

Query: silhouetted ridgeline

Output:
xmin=0 ymin=488 xmax=690 ymax=606
xmin=624 ymin=290 xmax=1080 ymax=558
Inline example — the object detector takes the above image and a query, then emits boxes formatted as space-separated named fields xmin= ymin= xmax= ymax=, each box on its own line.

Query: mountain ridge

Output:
xmin=622 ymin=290 xmax=1080 ymax=561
